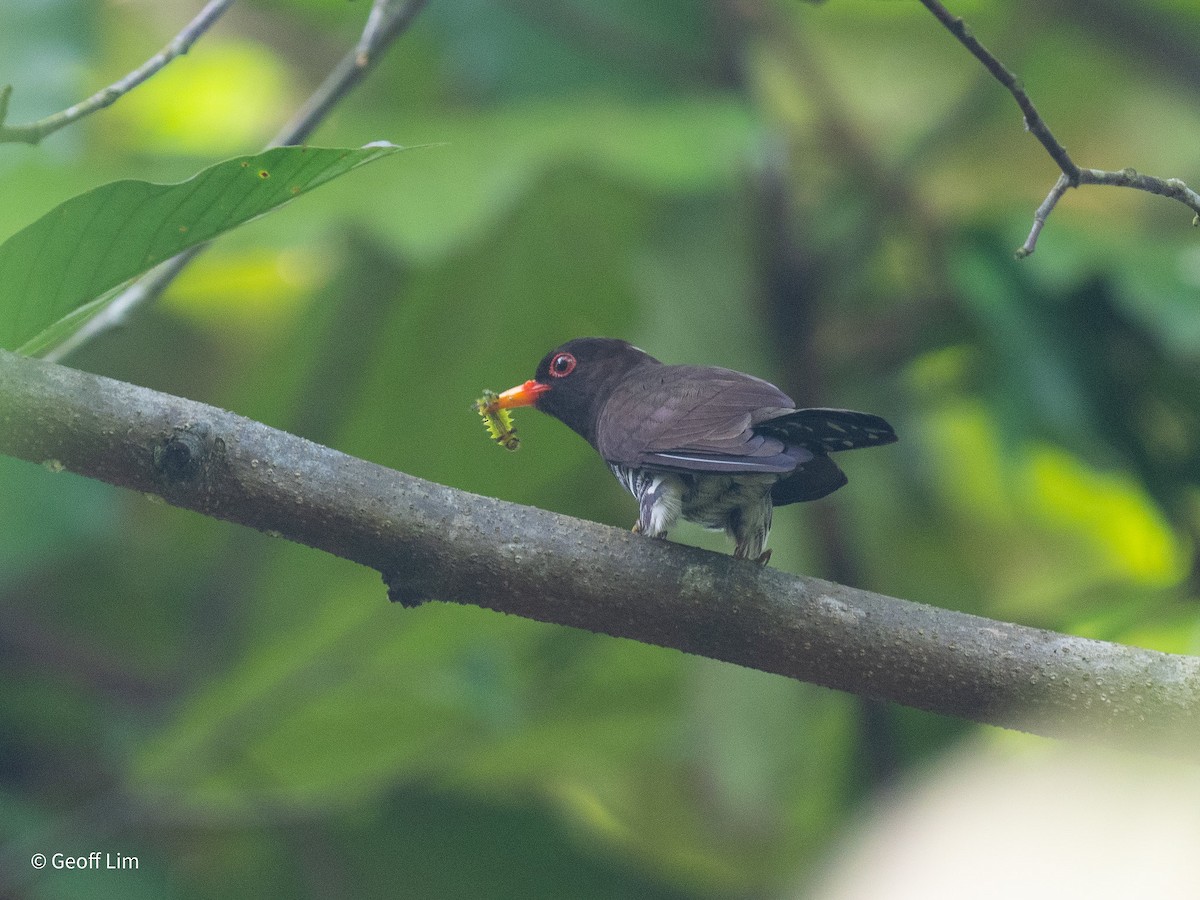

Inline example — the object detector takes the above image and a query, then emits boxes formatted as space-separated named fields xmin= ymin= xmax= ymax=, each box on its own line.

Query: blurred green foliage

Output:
xmin=1 ymin=0 xmax=1198 ymax=896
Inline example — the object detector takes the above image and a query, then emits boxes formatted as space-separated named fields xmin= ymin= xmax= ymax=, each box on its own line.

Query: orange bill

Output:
xmin=495 ymin=379 xmax=550 ymax=409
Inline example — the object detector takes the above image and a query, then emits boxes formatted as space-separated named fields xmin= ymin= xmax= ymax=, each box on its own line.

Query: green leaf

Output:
xmin=0 ymin=143 xmax=404 ymax=352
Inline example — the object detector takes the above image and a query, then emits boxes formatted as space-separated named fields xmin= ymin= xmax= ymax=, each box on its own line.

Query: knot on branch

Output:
xmin=153 ymin=422 xmax=222 ymax=486
xmin=382 ymin=568 xmax=433 ymax=608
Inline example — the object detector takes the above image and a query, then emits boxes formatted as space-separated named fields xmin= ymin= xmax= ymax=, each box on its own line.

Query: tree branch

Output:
xmin=273 ymin=0 xmax=429 ymax=148
xmin=0 ymin=0 xmax=236 ymax=145
xmin=356 ymin=0 xmax=399 ymax=67
xmin=917 ymin=0 xmax=1078 ymax=180
xmin=42 ymin=0 xmax=430 ymax=363
xmin=918 ymin=0 xmax=1200 ymax=256
xmin=2 ymin=349 xmax=1199 ymax=751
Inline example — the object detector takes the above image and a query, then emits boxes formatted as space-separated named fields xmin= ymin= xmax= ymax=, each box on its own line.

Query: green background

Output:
xmin=1 ymin=0 xmax=1198 ymax=896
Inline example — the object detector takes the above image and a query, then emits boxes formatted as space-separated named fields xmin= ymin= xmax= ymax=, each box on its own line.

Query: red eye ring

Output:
xmin=549 ymin=352 xmax=576 ymax=378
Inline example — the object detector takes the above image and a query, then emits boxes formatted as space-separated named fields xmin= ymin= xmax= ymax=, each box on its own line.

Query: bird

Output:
xmin=494 ymin=338 xmax=896 ymax=563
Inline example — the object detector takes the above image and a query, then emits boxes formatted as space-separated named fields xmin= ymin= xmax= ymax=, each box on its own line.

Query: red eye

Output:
xmin=549 ymin=352 xmax=576 ymax=378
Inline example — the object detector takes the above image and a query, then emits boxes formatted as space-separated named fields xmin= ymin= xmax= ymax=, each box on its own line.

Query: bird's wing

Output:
xmin=596 ymin=365 xmax=804 ymax=472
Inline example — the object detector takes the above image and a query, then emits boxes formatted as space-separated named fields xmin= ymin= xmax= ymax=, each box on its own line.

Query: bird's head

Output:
xmin=495 ymin=337 xmax=659 ymax=445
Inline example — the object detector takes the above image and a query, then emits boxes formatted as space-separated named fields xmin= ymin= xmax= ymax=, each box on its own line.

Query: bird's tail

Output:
xmin=759 ymin=408 xmax=897 ymax=453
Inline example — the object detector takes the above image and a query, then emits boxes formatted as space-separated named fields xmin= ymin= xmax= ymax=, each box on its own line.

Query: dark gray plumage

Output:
xmin=497 ymin=338 xmax=896 ymax=562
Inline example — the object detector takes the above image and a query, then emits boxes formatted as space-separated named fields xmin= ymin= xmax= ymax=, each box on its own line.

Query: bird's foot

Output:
xmin=734 ymin=547 xmax=772 ymax=565
xmin=632 ymin=520 xmax=671 ymax=540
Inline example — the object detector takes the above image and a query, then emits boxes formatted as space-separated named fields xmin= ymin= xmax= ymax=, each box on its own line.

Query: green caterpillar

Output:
xmin=474 ymin=389 xmax=520 ymax=451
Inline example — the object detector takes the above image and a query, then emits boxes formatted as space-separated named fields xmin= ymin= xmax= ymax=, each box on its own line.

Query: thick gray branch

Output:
xmin=2 ymin=349 xmax=1198 ymax=750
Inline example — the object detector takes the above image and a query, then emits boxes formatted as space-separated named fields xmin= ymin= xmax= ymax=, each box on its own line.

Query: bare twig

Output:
xmin=42 ymin=0 xmax=429 ymax=363
xmin=917 ymin=0 xmax=1079 ymax=181
xmin=2 ymin=349 xmax=1200 ymax=752
xmin=1018 ymin=172 xmax=1071 ymax=258
xmin=42 ymin=250 xmax=208 ymax=363
xmin=0 ymin=0 xmax=236 ymax=145
xmin=356 ymin=0 xmax=396 ymax=67
xmin=274 ymin=0 xmax=429 ymax=148
xmin=918 ymin=0 xmax=1200 ymax=257
xmin=1018 ymin=168 xmax=1200 ymax=258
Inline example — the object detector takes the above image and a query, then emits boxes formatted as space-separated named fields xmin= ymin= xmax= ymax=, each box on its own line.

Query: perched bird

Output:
xmin=495 ymin=338 xmax=896 ymax=563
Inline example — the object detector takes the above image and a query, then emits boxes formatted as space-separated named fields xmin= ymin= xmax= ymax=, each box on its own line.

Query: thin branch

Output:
xmin=1019 ymin=168 xmax=1200 ymax=258
xmin=42 ymin=0 xmax=429 ymax=363
xmin=43 ymin=252 xmax=204 ymax=363
xmin=356 ymin=0 xmax=396 ymax=67
xmin=0 ymin=0 xmax=236 ymax=145
xmin=273 ymin=0 xmax=429 ymax=148
xmin=2 ymin=348 xmax=1199 ymax=753
xmin=1017 ymin=172 xmax=1071 ymax=258
xmin=918 ymin=0 xmax=1200 ymax=256
xmin=917 ymin=0 xmax=1079 ymax=182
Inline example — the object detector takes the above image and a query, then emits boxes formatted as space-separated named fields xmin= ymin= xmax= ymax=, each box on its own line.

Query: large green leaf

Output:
xmin=0 ymin=143 xmax=403 ymax=352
